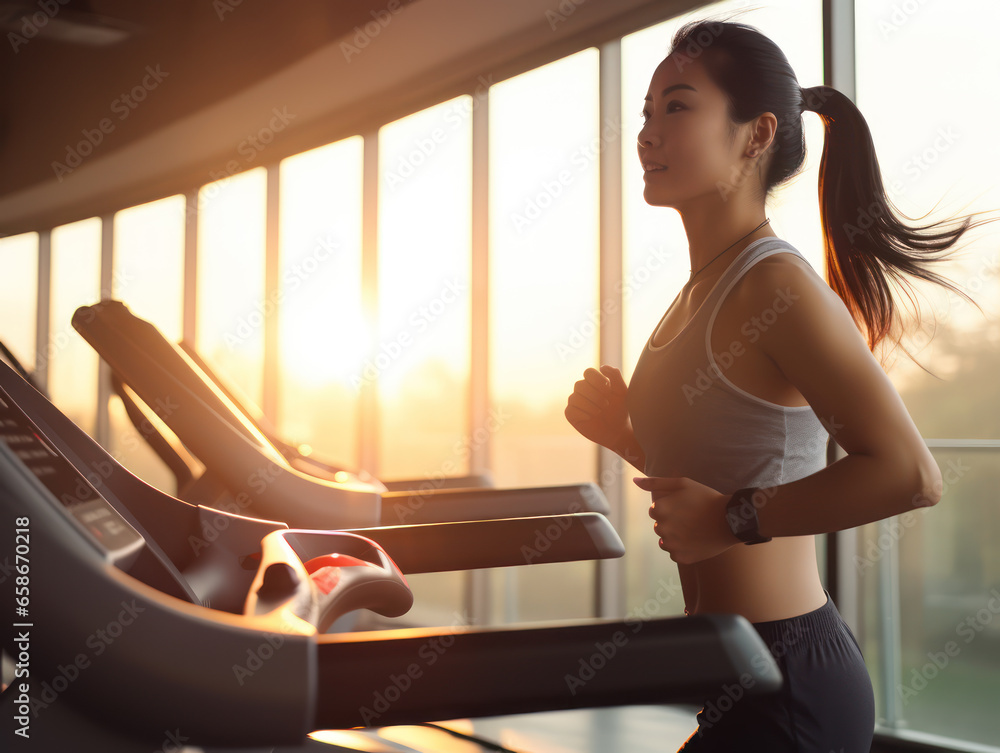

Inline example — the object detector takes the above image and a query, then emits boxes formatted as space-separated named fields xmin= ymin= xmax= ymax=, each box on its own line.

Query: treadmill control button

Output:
xmin=304 ymin=554 xmax=375 ymax=595
xmin=303 ymin=553 xmax=373 ymax=572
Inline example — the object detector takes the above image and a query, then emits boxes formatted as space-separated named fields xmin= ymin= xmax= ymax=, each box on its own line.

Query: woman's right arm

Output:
xmin=565 ymin=365 xmax=646 ymax=472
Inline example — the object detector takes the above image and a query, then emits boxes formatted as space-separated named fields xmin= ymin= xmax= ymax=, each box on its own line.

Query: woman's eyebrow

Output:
xmin=644 ymin=83 xmax=698 ymax=101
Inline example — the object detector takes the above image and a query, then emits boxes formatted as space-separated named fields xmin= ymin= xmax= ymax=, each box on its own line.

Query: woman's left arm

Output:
xmin=735 ymin=255 xmax=943 ymax=538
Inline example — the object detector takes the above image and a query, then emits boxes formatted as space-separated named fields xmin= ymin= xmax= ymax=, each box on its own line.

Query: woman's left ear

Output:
xmin=748 ymin=112 xmax=778 ymax=158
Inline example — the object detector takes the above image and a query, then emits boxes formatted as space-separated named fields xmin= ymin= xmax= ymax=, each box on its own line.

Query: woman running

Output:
xmin=565 ymin=18 xmax=990 ymax=752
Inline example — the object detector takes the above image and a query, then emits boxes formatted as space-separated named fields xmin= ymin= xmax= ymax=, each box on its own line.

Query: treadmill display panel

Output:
xmin=0 ymin=387 xmax=143 ymax=557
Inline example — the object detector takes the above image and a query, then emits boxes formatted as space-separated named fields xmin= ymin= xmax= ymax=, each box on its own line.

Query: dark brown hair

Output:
xmin=668 ymin=18 xmax=993 ymax=369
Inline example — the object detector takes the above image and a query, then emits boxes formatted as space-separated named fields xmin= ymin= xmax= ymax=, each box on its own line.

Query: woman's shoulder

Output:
xmin=734 ymin=239 xmax=863 ymax=355
xmin=729 ymin=238 xmax=829 ymax=308
xmin=749 ymin=237 xmax=816 ymax=272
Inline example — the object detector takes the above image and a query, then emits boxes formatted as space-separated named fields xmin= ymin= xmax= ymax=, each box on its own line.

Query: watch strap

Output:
xmin=726 ymin=486 xmax=772 ymax=545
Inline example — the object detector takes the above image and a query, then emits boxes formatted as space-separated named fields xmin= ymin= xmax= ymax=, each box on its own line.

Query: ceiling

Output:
xmin=0 ymin=0 xmax=421 ymax=217
xmin=0 ymin=0 xmax=703 ymax=235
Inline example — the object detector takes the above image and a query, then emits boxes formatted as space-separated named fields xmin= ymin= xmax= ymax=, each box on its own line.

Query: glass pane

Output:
xmin=196 ymin=167 xmax=267 ymax=407
xmin=377 ymin=97 xmax=471 ymax=480
xmin=856 ymin=1 xmax=1000 ymax=437
xmin=859 ymin=448 xmax=1000 ymax=744
xmin=490 ymin=48 xmax=600 ymax=623
xmin=279 ymin=137 xmax=364 ymax=470
xmin=50 ymin=218 xmax=102 ymax=436
xmin=621 ymin=1 xmax=826 ymax=616
xmin=110 ymin=195 xmax=186 ymax=495
xmin=374 ymin=99 xmax=473 ymax=628
xmin=113 ymin=196 xmax=185 ymax=339
xmin=0 ymin=233 xmax=39 ymax=371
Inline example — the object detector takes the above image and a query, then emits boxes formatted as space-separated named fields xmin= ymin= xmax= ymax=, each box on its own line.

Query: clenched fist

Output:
xmin=565 ymin=365 xmax=631 ymax=453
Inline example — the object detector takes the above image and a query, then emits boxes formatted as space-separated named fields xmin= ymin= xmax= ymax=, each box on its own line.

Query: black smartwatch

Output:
xmin=725 ymin=487 xmax=772 ymax=545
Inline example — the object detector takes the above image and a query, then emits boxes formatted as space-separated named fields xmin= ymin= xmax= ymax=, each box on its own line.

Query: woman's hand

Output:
xmin=565 ymin=365 xmax=631 ymax=452
xmin=633 ymin=476 xmax=738 ymax=564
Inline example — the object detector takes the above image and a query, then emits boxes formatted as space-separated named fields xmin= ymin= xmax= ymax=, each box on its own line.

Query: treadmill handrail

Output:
xmin=379 ymin=483 xmax=609 ymax=524
xmin=111 ymin=373 xmax=197 ymax=492
xmin=74 ymin=305 xmax=385 ymax=528
xmin=73 ymin=301 xmax=290 ymax=462
xmin=345 ymin=513 xmax=623 ymax=573
xmin=312 ymin=614 xmax=781 ymax=729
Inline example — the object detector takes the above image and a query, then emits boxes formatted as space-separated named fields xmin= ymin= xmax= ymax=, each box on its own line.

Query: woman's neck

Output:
xmin=678 ymin=205 xmax=772 ymax=282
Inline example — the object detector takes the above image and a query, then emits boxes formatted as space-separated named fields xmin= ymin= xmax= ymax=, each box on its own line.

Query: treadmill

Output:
xmin=0 ymin=358 xmax=782 ymax=751
xmin=72 ymin=300 xmax=611 ymax=530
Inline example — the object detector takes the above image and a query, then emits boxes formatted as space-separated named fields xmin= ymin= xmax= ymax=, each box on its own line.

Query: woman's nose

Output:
xmin=637 ymin=121 xmax=659 ymax=148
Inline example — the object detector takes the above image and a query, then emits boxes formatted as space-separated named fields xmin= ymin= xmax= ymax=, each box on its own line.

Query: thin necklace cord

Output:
xmin=689 ymin=218 xmax=770 ymax=280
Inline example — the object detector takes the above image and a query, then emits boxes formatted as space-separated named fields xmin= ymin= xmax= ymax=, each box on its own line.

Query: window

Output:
xmin=109 ymin=196 xmax=186 ymax=494
xmin=113 ymin=196 xmax=186 ymax=340
xmin=0 ymin=233 xmax=39 ymax=372
xmin=196 ymin=168 xmax=268 ymax=406
xmin=856 ymin=1 xmax=1000 ymax=743
xmin=49 ymin=218 xmax=102 ymax=436
xmin=377 ymin=98 xmax=472 ymax=480
xmin=278 ymin=137 xmax=365 ymax=468
xmin=366 ymin=98 xmax=475 ymax=628
xmin=489 ymin=48 xmax=601 ymax=622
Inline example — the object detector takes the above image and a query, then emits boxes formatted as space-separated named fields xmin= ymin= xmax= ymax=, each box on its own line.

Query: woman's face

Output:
xmin=638 ymin=55 xmax=747 ymax=210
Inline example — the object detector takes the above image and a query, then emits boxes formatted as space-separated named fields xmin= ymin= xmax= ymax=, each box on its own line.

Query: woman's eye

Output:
xmin=666 ymin=100 xmax=686 ymax=113
xmin=640 ymin=110 xmax=651 ymax=123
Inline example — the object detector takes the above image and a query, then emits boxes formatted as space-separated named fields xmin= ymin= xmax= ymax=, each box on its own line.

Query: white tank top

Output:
xmin=627 ymin=237 xmax=831 ymax=494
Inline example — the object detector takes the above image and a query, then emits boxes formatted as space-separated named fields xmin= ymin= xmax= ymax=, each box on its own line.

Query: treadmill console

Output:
xmin=0 ymin=386 xmax=143 ymax=566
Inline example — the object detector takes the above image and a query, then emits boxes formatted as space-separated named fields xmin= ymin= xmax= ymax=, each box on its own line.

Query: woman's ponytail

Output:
xmin=804 ymin=84 xmax=987 ymax=362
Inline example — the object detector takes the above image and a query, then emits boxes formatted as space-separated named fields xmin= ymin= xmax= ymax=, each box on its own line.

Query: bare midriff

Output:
xmin=680 ymin=539 xmax=828 ymax=623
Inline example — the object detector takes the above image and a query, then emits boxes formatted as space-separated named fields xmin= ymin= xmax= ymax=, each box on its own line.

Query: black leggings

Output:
xmin=677 ymin=590 xmax=875 ymax=753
